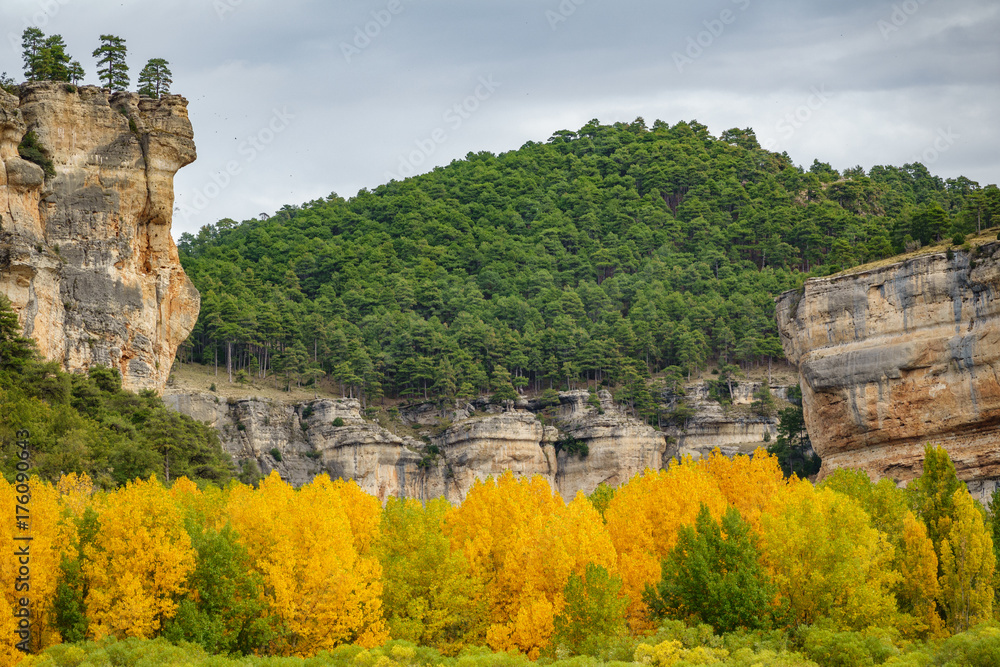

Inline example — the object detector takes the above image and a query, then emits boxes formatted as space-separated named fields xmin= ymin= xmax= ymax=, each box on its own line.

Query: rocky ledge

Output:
xmin=776 ymin=243 xmax=1000 ymax=494
xmin=0 ymin=82 xmax=198 ymax=393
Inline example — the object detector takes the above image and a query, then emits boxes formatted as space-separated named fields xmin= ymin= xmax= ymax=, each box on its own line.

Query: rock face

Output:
xmin=0 ymin=83 xmax=198 ymax=393
xmin=165 ymin=389 xmax=669 ymax=503
xmin=672 ymin=382 xmax=785 ymax=460
xmin=776 ymin=244 xmax=1000 ymax=490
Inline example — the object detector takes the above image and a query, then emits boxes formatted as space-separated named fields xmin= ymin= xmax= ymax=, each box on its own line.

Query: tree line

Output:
xmin=1 ymin=29 xmax=172 ymax=98
xmin=178 ymin=119 xmax=1000 ymax=415
xmin=6 ymin=447 xmax=999 ymax=666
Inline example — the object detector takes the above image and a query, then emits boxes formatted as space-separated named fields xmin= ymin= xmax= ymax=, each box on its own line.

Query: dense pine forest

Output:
xmin=179 ymin=119 xmax=1000 ymax=413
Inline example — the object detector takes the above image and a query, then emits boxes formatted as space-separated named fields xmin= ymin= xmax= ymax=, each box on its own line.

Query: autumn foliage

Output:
xmin=2 ymin=445 xmax=999 ymax=663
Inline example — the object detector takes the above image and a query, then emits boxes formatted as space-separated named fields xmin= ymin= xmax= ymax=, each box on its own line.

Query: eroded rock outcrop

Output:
xmin=165 ymin=388 xmax=669 ymax=502
xmin=776 ymin=244 xmax=1000 ymax=489
xmin=0 ymin=83 xmax=198 ymax=392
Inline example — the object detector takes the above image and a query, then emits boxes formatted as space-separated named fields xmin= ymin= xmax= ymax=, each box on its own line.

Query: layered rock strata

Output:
xmin=776 ymin=244 xmax=1000 ymax=490
xmin=0 ymin=82 xmax=198 ymax=392
xmin=165 ymin=389 xmax=669 ymax=503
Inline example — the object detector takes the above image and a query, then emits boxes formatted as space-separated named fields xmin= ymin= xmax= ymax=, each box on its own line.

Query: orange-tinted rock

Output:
xmin=0 ymin=83 xmax=198 ymax=393
xmin=776 ymin=245 xmax=1000 ymax=489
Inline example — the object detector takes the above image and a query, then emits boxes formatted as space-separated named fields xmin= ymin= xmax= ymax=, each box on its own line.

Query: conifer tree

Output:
xmin=137 ymin=57 xmax=172 ymax=97
xmin=92 ymin=34 xmax=129 ymax=91
xmin=21 ymin=28 xmax=47 ymax=80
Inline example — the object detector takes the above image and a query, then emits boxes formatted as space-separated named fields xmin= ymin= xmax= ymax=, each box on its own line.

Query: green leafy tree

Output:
xmin=645 ymin=504 xmax=776 ymax=633
xmin=67 ymin=60 xmax=85 ymax=85
xmin=552 ymin=562 xmax=628 ymax=653
xmin=137 ymin=57 xmax=172 ymax=97
xmin=769 ymin=405 xmax=820 ymax=478
xmin=92 ymin=34 xmax=129 ymax=91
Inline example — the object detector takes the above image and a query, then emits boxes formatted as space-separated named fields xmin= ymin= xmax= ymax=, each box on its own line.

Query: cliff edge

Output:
xmin=0 ymin=82 xmax=198 ymax=393
xmin=776 ymin=242 xmax=1000 ymax=492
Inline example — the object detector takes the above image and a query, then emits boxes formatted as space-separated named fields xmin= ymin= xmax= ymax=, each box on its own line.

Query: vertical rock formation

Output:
xmin=776 ymin=245 xmax=1000 ymax=493
xmin=0 ymin=82 xmax=198 ymax=393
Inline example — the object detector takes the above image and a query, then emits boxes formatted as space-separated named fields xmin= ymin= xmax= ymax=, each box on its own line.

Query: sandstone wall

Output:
xmin=0 ymin=83 xmax=198 ymax=393
xmin=776 ymin=244 xmax=1000 ymax=489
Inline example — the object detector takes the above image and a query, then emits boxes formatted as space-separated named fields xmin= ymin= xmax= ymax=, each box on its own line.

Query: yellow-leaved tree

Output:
xmin=444 ymin=472 xmax=618 ymax=658
xmin=83 ymin=476 xmax=195 ymax=640
xmin=700 ymin=448 xmax=787 ymax=533
xmin=603 ymin=462 xmax=726 ymax=628
xmin=939 ymin=487 xmax=995 ymax=632
xmin=761 ymin=479 xmax=899 ymax=629
xmin=0 ymin=477 xmax=67 ymax=658
xmin=227 ymin=472 xmax=386 ymax=656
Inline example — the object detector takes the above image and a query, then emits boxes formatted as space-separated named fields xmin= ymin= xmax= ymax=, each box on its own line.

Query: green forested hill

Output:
xmin=178 ymin=118 xmax=999 ymax=415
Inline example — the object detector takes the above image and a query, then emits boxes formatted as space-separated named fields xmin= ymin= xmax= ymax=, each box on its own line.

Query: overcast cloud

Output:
xmin=2 ymin=0 xmax=997 ymax=239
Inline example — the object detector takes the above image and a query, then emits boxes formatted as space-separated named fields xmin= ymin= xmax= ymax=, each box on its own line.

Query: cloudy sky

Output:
xmin=2 ymin=0 xmax=998 ymax=240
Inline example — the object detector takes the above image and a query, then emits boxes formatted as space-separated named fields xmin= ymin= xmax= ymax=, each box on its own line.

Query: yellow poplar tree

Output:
xmin=0 ymin=477 xmax=66 ymax=657
xmin=444 ymin=472 xmax=616 ymax=658
xmin=896 ymin=510 xmax=942 ymax=637
xmin=761 ymin=479 xmax=899 ymax=629
xmin=604 ymin=463 xmax=726 ymax=627
xmin=939 ymin=487 xmax=995 ymax=632
xmin=83 ymin=476 xmax=195 ymax=640
xmin=700 ymin=448 xmax=786 ymax=532
xmin=227 ymin=472 xmax=386 ymax=656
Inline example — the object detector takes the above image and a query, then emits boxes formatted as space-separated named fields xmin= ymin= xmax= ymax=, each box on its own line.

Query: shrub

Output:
xmin=953 ymin=233 xmax=966 ymax=246
xmin=270 ymin=447 xmax=282 ymax=462
xmin=332 ymin=417 xmax=345 ymax=427
xmin=18 ymin=130 xmax=56 ymax=178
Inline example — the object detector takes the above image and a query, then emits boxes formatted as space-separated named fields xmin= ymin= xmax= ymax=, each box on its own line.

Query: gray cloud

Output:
xmin=1 ymin=0 xmax=996 ymax=239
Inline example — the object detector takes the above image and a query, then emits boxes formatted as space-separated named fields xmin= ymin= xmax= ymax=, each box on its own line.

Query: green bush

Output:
xmin=333 ymin=417 xmax=345 ymax=427
xmin=953 ymin=233 xmax=966 ymax=246
xmin=18 ymin=130 xmax=56 ymax=178
xmin=269 ymin=447 xmax=282 ymax=462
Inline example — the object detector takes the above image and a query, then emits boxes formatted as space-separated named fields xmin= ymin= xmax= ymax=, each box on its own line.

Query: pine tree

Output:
xmin=43 ymin=35 xmax=72 ymax=81
xmin=92 ymin=35 xmax=129 ymax=91
xmin=137 ymin=57 xmax=172 ymax=98
xmin=67 ymin=60 xmax=85 ymax=85
xmin=21 ymin=28 xmax=47 ymax=80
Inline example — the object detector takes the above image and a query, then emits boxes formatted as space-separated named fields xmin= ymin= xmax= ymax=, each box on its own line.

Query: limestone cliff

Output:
xmin=165 ymin=389 xmax=670 ymax=503
xmin=776 ymin=243 xmax=1000 ymax=493
xmin=0 ymin=82 xmax=198 ymax=393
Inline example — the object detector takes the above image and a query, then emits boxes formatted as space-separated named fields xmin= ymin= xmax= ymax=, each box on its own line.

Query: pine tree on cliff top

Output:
xmin=137 ymin=58 xmax=172 ymax=98
xmin=92 ymin=34 xmax=129 ymax=91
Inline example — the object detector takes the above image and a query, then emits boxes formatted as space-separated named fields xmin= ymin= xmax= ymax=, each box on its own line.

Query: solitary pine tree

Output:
xmin=68 ymin=60 xmax=85 ymax=85
xmin=137 ymin=58 xmax=172 ymax=97
xmin=92 ymin=35 xmax=129 ymax=91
